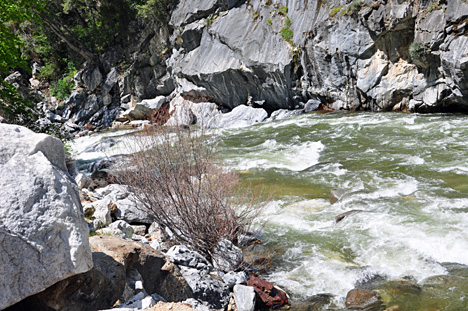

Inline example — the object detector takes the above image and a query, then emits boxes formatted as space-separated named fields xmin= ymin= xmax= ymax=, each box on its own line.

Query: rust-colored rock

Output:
xmin=345 ymin=289 xmax=382 ymax=310
xmin=247 ymin=276 xmax=288 ymax=309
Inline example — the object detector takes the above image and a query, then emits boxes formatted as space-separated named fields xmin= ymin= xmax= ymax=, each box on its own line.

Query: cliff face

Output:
xmin=54 ymin=0 xmax=468 ymax=130
xmin=164 ymin=0 xmax=468 ymax=113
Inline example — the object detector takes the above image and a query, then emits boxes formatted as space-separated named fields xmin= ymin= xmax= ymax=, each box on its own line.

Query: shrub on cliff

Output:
xmin=114 ymin=124 xmax=265 ymax=259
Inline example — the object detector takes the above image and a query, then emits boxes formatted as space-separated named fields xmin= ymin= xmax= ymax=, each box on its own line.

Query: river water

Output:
xmin=217 ymin=112 xmax=468 ymax=310
xmin=70 ymin=112 xmax=468 ymax=310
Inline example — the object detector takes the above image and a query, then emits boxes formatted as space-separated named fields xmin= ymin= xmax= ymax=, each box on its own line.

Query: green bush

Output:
xmin=281 ymin=27 xmax=293 ymax=43
xmin=285 ymin=17 xmax=292 ymax=27
xmin=409 ymin=42 xmax=428 ymax=59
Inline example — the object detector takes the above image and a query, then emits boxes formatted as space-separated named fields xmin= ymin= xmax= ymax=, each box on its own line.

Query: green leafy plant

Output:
xmin=285 ymin=17 xmax=292 ymax=27
xmin=50 ymin=61 xmax=76 ymax=101
xmin=279 ymin=5 xmax=288 ymax=15
xmin=329 ymin=6 xmax=343 ymax=18
xmin=281 ymin=27 xmax=294 ymax=43
xmin=409 ymin=42 xmax=428 ymax=60
xmin=267 ymin=18 xmax=272 ymax=25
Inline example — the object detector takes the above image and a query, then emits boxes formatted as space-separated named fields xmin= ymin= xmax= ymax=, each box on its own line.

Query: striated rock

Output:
xmin=233 ymin=285 xmax=256 ymax=311
xmin=212 ymin=239 xmax=244 ymax=272
xmin=0 ymin=124 xmax=93 ymax=310
xmin=247 ymin=276 xmax=288 ymax=309
xmin=345 ymin=289 xmax=382 ymax=310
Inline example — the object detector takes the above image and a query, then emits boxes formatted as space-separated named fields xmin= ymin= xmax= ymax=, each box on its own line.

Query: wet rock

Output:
xmin=212 ymin=238 xmax=244 ymax=272
xmin=345 ymin=289 xmax=382 ymax=310
xmin=304 ymin=99 xmax=321 ymax=113
xmin=330 ymin=188 xmax=349 ymax=204
xmin=335 ymin=210 xmax=364 ymax=223
xmin=247 ymin=276 xmax=288 ymax=309
xmin=0 ymin=124 xmax=93 ymax=310
xmin=84 ymin=138 xmax=117 ymax=153
xmin=214 ymin=105 xmax=268 ymax=129
xmin=233 ymin=284 xmax=256 ymax=311
xmin=268 ymin=109 xmax=303 ymax=122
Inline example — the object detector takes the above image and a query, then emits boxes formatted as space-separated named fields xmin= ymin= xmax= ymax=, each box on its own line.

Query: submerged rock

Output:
xmin=345 ymin=289 xmax=382 ymax=310
xmin=0 ymin=124 xmax=93 ymax=310
xmin=335 ymin=210 xmax=364 ymax=223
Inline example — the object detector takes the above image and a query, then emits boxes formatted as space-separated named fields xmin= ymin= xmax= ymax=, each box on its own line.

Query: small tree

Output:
xmin=114 ymin=124 xmax=264 ymax=259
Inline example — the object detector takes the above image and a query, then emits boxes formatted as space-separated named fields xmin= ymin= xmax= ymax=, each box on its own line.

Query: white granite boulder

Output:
xmin=0 ymin=124 xmax=93 ymax=309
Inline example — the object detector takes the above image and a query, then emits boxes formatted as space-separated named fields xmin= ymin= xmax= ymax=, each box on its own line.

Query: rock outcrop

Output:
xmin=0 ymin=124 xmax=93 ymax=309
xmin=29 ymin=0 xmax=468 ymax=134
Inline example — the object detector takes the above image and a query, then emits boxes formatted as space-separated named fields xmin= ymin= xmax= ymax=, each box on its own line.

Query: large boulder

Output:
xmin=0 ymin=124 xmax=93 ymax=309
xmin=6 ymin=236 xmax=193 ymax=311
xmin=214 ymin=105 xmax=268 ymax=129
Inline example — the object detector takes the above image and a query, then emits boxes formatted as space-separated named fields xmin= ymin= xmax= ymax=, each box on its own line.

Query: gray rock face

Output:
xmin=0 ymin=124 xmax=93 ymax=310
xmin=233 ymin=285 xmax=256 ymax=311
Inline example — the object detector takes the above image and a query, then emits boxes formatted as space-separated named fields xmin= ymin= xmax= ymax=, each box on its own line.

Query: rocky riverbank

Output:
xmin=0 ymin=123 xmax=290 ymax=311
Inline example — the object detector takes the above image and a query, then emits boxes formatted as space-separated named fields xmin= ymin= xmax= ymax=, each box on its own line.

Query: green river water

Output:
xmin=216 ymin=112 xmax=468 ymax=311
xmin=72 ymin=112 xmax=468 ymax=310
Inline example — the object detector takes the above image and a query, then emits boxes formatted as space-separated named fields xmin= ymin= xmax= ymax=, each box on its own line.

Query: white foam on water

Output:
xmin=233 ymin=140 xmax=324 ymax=171
xmin=402 ymin=155 xmax=425 ymax=165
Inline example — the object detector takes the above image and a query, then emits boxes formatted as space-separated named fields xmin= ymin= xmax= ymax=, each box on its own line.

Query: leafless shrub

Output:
xmin=113 ymin=123 xmax=266 ymax=259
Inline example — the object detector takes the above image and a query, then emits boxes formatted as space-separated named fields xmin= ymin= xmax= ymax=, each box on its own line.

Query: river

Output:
xmin=71 ymin=112 xmax=468 ymax=310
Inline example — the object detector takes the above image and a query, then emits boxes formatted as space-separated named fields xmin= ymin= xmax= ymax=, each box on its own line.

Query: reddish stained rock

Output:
xmin=247 ymin=276 xmax=288 ymax=309
xmin=345 ymin=289 xmax=382 ymax=310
